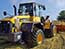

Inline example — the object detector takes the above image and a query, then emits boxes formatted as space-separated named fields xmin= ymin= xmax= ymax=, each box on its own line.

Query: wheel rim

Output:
xmin=37 ymin=32 xmax=43 ymax=44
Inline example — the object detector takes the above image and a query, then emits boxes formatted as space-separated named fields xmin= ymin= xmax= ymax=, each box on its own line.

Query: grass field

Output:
xmin=0 ymin=33 xmax=65 ymax=49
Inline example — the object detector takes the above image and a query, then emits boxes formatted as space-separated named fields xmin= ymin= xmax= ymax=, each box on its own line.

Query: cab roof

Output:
xmin=19 ymin=2 xmax=46 ymax=10
xmin=20 ymin=2 xmax=44 ymax=5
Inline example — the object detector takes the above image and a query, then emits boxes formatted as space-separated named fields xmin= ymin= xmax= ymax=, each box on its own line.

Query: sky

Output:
xmin=0 ymin=0 xmax=65 ymax=20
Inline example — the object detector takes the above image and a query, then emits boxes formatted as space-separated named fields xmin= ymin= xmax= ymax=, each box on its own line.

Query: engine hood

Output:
xmin=1 ymin=15 xmax=30 ymax=23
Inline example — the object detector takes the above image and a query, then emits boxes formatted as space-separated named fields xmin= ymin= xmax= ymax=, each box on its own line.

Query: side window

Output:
xmin=33 ymin=4 xmax=44 ymax=17
xmin=40 ymin=7 xmax=44 ymax=17
xmin=35 ymin=5 xmax=43 ymax=17
xmin=36 ymin=5 xmax=39 ymax=16
xmin=22 ymin=6 xmax=26 ymax=14
xmin=33 ymin=4 xmax=36 ymax=16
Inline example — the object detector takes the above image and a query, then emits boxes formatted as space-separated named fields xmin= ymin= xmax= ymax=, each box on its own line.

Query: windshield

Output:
xmin=18 ymin=3 xmax=33 ymax=16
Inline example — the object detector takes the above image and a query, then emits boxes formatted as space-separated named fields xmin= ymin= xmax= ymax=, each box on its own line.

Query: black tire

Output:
xmin=44 ymin=25 xmax=54 ymax=38
xmin=21 ymin=27 xmax=45 ymax=48
xmin=32 ymin=28 xmax=45 ymax=46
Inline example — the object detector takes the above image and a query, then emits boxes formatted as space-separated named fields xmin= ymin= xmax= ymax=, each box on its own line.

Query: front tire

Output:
xmin=21 ymin=27 xmax=45 ymax=48
xmin=33 ymin=29 xmax=45 ymax=45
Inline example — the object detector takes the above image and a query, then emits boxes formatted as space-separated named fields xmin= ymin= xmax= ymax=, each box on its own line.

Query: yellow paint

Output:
xmin=12 ymin=27 xmax=15 ymax=33
xmin=15 ymin=28 xmax=18 ymax=32
xmin=1 ymin=15 xmax=41 ymax=33
xmin=12 ymin=27 xmax=18 ymax=33
xmin=2 ymin=15 xmax=41 ymax=24
xmin=33 ymin=16 xmax=41 ymax=23
xmin=2 ymin=15 xmax=30 ymax=23
xmin=15 ymin=15 xmax=30 ymax=19
xmin=44 ymin=20 xmax=51 ymax=29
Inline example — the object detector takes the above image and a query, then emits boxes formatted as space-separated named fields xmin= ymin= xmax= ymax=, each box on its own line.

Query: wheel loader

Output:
xmin=0 ymin=2 xmax=53 ymax=48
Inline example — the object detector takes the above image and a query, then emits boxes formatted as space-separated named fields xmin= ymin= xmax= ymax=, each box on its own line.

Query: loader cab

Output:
xmin=18 ymin=2 xmax=46 ymax=16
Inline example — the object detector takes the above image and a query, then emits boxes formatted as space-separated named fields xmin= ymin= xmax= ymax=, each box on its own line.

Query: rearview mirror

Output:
xmin=39 ymin=5 xmax=46 ymax=10
xmin=43 ymin=6 xmax=46 ymax=10
xmin=3 ymin=11 xmax=7 ymax=16
xmin=42 ymin=6 xmax=46 ymax=10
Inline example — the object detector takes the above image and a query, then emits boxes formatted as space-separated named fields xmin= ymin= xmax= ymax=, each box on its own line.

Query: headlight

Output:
xmin=17 ymin=35 xmax=21 ymax=40
xmin=7 ymin=22 xmax=10 ymax=24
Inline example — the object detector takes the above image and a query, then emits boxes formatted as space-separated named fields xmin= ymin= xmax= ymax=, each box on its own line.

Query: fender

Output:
xmin=34 ymin=23 xmax=43 ymax=30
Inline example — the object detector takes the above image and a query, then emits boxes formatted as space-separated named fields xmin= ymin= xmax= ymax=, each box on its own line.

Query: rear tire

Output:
xmin=44 ymin=25 xmax=54 ymax=38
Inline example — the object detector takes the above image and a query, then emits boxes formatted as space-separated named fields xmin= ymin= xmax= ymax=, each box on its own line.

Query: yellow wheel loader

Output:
xmin=0 ymin=2 xmax=53 ymax=48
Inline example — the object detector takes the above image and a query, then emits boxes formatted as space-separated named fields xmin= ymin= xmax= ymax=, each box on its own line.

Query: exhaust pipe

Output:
xmin=13 ymin=5 xmax=17 ymax=16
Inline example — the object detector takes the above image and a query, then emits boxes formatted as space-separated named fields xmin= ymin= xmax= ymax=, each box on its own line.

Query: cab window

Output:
xmin=33 ymin=4 xmax=44 ymax=17
xmin=18 ymin=3 xmax=33 ymax=16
